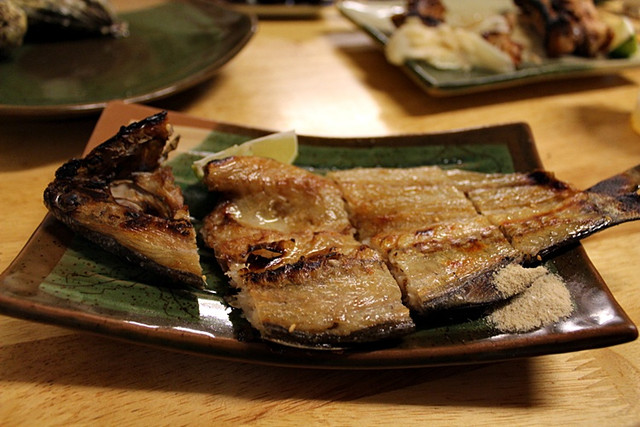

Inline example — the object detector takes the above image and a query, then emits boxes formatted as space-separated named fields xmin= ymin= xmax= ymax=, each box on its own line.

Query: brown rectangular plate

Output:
xmin=0 ymin=101 xmax=636 ymax=368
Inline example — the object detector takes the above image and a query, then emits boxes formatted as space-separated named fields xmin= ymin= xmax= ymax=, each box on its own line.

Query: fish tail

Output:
xmin=587 ymin=164 xmax=640 ymax=222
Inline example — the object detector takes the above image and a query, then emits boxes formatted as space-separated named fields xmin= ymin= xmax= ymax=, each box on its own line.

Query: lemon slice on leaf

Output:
xmin=192 ymin=130 xmax=298 ymax=179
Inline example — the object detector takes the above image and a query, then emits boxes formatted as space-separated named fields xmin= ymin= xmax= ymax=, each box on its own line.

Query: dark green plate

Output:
xmin=0 ymin=0 xmax=256 ymax=117
xmin=338 ymin=0 xmax=640 ymax=96
xmin=0 ymin=102 xmax=636 ymax=368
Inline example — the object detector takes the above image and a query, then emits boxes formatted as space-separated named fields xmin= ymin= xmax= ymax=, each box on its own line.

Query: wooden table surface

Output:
xmin=2 ymin=3 xmax=640 ymax=425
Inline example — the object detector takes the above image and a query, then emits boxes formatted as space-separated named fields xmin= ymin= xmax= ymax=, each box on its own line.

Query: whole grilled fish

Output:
xmin=44 ymin=112 xmax=204 ymax=289
xmin=200 ymin=156 xmax=415 ymax=349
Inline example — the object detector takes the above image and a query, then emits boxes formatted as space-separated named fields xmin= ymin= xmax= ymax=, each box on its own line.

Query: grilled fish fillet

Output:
xmin=329 ymin=164 xmax=640 ymax=314
xmin=447 ymin=168 xmax=640 ymax=258
xmin=44 ymin=112 xmax=204 ymax=289
xmin=200 ymin=156 xmax=415 ymax=348
xmin=329 ymin=166 xmax=521 ymax=313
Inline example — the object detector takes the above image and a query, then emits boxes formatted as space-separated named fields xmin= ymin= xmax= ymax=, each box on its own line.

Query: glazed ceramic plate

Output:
xmin=0 ymin=0 xmax=256 ymax=117
xmin=0 ymin=101 xmax=636 ymax=368
xmin=337 ymin=0 xmax=640 ymax=96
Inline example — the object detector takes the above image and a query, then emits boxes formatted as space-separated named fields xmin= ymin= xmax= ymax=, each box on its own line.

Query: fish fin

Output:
xmin=587 ymin=164 xmax=640 ymax=222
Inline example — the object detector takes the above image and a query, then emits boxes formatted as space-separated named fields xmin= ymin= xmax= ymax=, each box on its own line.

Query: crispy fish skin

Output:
xmin=44 ymin=112 xmax=204 ymax=289
xmin=233 ymin=246 xmax=413 ymax=348
xmin=201 ymin=156 xmax=414 ymax=348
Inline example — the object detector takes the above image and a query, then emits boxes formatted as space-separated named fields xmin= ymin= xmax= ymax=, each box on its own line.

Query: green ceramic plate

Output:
xmin=0 ymin=0 xmax=256 ymax=117
xmin=337 ymin=0 xmax=640 ymax=96
xmin=0 ymin=102 xmax=636 ymax=368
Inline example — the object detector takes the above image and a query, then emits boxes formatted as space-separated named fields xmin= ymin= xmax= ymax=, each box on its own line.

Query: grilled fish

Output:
xmin=329 ymin=164 xmax=640 ymax=314
xmin=200 ymin=156 xmax=639 ymax=345
xmin=328 ymin=166 xmax=522 ymax=313
xmin=1 ymin=0 xmax=126 ymax=55
xmin=15 ymin=0 xmax=128 ymax=40
xmin=44 ymin=112 xmax=204 ymax=289
xmin=200 ymin=156 xmax=415 ymax=348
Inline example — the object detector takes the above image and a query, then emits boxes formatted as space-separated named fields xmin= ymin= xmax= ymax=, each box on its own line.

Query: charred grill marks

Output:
xmin=201 ymin=156 xmax=415 ymax=348
xmin=242 ymin=249 xmax=343 ymax=284
xmin=44 ymin=112 xmax=204 ymax=289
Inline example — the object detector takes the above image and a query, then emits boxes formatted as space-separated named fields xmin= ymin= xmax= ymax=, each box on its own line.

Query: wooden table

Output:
xmin=2 ymin=4 xmax=640 ymax=425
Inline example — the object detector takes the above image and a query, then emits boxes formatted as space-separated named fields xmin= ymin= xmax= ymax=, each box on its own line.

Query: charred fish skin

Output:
xmin=200 ymin=156 xmax=415 ymax=349
xmin=587 ymin=164 xmax=640 ymax=214
xmin=44 ymin=112 xmax=204 ymax=289
xmin=54 ymin=113 xmax=171 ymax=181
xmin=376 ymin=218 xmax=523 ymax=314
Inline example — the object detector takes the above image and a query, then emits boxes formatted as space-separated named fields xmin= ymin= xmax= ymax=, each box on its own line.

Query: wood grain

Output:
xmin=1 ymin=5 xmax=639 ymax=425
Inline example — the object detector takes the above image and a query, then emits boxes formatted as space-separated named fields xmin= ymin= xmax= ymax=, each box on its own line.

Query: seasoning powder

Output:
xmin=487 ymin=265 xmax=574 ymax=333
xmin=492 ymin=264 xmax=549 ymax=298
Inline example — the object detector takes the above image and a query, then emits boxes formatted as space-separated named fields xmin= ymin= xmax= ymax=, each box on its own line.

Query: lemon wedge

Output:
xmin=603 ymin=13 xmax=638 ymax=58
xmin=192 ymin=130 xmax=298 ymax=179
